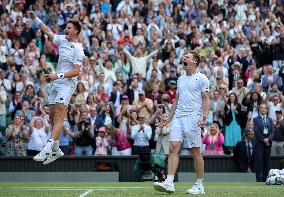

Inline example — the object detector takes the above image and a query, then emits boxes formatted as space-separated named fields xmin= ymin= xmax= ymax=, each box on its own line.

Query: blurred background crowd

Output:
xmin=1 ymin=0 xmax=284 ymax=165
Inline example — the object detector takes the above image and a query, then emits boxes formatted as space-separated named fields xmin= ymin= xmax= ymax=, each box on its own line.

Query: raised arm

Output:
xmin=29 ymin=11 xmax=55 ymax=41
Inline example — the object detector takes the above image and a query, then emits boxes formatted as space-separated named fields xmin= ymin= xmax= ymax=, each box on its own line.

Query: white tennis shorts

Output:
xmin=170 ymin=112 xmax=202 ymax=148
xmin=48 ymin=81 xmax=75 ymax=107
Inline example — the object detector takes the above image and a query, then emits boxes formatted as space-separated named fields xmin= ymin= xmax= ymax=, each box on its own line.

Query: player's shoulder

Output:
xmin=196 ymin=72 xmax=209 ymax=81
xmin=74 ymin=42 xmax=84 ymax=54
xmin=55 ymin=35 xmax=67 ymax=41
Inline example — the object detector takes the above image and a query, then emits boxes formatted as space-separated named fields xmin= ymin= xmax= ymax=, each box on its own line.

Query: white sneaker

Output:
xmin=186 ymin=183 xmax=205 ymax=195
xmin=33 ymin=147 xmax=52 ymax=162
xmin=153 ymin=181 xmax=175 ymax=193
xmin=43 ymin=148 xmax=64 ymax=165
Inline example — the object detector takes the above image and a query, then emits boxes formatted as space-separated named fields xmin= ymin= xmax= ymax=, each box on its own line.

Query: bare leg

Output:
xmin=167 ymin=141 xmax=181 ymax=180
xmin=191 ymin=147 xmax=204 ymax=179
xmin=50 ymin=103 xmax=67 ymax=140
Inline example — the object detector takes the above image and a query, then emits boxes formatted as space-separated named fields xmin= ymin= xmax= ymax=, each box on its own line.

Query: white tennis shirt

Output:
xmin=175 ymin=72 xmax=210 ymax=117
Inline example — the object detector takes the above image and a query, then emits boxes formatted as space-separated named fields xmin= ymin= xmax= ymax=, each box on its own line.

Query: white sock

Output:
xmin=44 ymin=139 xmax=54 ymax=151
xmin=196 ymin=178 xmax=203 ymax=185
xmin=52 ymin=140 xmax=59 ymax=151
xmin=166 ymin=175 xmax=174 ymax=183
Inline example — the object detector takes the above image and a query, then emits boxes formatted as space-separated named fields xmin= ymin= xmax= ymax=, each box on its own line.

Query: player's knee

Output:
xmin=169 ymin=143 xmax=180 ymax=155
xmin=191 ymin=148 xmax=201 ymax=157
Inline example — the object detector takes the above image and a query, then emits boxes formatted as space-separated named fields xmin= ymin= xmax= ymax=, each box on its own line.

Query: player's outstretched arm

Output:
xmin=29 ymin=11 xmax=55 ymax=40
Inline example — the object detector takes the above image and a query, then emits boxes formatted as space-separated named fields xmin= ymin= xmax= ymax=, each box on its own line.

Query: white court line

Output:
xmin=1 ymin=186 xmax=150 ymax=189
xmin=79 ymin=189 xmax=94 ymax=197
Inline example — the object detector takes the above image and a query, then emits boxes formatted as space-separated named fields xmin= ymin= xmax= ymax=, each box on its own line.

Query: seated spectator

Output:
xmin=95 ymin=127 xmax=109 ymax=156
xmin=234 ymin=129 xmax=255 ymax=172
xmin=27 ymin=117 xmax=50 ymax=156
xmin=5 ymin=115 xmax=29 ymax=156
xmin=131 ymin=115 xmax=152 ymax=155
xmin=202 ymin=123 xmax=224 ymax=155
xmin=105 ymin=123 xmax=132 ymax=156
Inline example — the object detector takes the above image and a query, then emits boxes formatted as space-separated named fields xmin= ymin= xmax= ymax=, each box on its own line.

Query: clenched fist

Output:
xmin=28 ymin=11 xmax=36 ymax=20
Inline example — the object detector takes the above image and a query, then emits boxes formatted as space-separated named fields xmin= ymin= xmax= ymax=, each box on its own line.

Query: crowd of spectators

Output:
xmin=1 ymin=0 xmax=284 ymax=159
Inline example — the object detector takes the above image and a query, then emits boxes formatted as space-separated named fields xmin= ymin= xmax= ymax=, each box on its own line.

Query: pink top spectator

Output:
xmin=202 ymin=133 xmax=224 ymax=155
xmin=110 ymin=129 xmax=131 ymax=151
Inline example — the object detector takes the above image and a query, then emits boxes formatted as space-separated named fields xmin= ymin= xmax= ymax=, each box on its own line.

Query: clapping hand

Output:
xmin=156 ymin=114 xmax=170 ymax=128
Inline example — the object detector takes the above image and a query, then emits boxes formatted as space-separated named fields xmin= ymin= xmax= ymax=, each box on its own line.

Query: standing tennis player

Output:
xmin=29 ymin=12 xmax=85 ymax=164
xmin=153 ymin=51 xmax=210 ymax=194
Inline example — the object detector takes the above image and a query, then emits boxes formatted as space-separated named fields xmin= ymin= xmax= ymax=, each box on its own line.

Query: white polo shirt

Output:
xmin=175 ymin=72 xmax=210 ymax=118
xmin=53 ymin=35 xmax=85 ymax=85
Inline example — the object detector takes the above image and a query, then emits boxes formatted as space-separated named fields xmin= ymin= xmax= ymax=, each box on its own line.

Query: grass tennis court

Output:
xmin=0 ymin=182 xmax=283 ymax=197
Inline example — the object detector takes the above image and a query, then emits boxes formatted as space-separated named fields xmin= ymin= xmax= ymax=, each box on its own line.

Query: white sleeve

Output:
xmin=199 ymin=75 xmax=210 ymax=93
xmin=73 ymin=47 xmax=84 ymax=66
xmin=53 ymin=35 xmax=64 ymax=46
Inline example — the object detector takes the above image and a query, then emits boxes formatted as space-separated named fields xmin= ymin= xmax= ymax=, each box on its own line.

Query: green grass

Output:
xmin=0 ymin=182 xmax=283 ymax=197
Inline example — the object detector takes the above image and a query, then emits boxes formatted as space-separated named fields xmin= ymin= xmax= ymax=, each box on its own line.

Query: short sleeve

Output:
xmin=53 ymin=35 xmax=64 ymax=46
xmin=199 ymin=74 xmax=210 ymax=93
xmin=73 ymin=46 xmax=84 ymax=66
xmin=176 ymin=76 xmax=182 ymax=95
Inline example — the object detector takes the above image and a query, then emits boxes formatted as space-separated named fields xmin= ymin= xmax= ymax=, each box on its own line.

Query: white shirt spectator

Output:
xmin=131 ymin=124 xmax=152 ymax=146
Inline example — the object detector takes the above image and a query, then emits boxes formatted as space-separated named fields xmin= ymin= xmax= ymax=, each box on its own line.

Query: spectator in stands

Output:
xmin=242 ymin=91 xmax=263 ymax=120
xmin=224 ymin=93 xmax=242 ymax=154
xmin=75 ymin=82 xmax=89 ymax=106
xmin=131 ymin=115 xmax=152 ymax=155
xmin=5 ymin=115 xmax=29 ymax=156
xmin=15 ymin=100 xmax=34 ymax=125
xmin=27 ymin=117 xmax=50 ymax=156
xmin=271 ymin=110 xmax=284 ymax=156
xmin=95 ymin=127 xmax=109 ymax=156
xmin=151 ymin=105 xmax=170 ymax=155
xmin=74 ymin=111 xmax=94 ymax=156
xmin=202 ymin=123 xmax=224 ymax=155
xmin=145 ymin=69 xmax=165 ymax=94
xmin=253 ymin=103 xmax=274 ymax=182
xmin=0 ymin=81 xmax=7 ymax=128
xmin=146 ymin=83 xmax=163 ymax=105
xmin=234 ymin=127 xmax=255 ymax=172
xmin=59 ymin=116 xmax=75 ymax=155
xmin=210 ymin=90 xmax=225 ymax=128
xmin=165 ymin=80 xmax=177 ymax=104
xmin=132 ymin=90 xmax=153 ymax=120
xmin=105 ymin=123 xmax=132 ymax=156
xmin=116 ymin=95 xmax=132 ymax=136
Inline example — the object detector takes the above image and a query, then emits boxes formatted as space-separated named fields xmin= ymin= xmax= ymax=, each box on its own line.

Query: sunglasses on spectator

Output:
xmin=138 ymin=117 xmax=144 ymax=120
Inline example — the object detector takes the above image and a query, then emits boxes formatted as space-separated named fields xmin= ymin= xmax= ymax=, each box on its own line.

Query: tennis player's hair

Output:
xmin=184 ymin=50 xmax=201 ymax=65
xmin=189 ymin=50 xmax=201 ymax=65
xmin=67 ymin=19 xmax=81 ymax=35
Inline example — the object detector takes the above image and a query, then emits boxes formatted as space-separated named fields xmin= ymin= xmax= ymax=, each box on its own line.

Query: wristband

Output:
xmin=33 ymin=17 xmax=42 ymax=26
xmin=57 ymin=73 xmax=65 ymax=79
